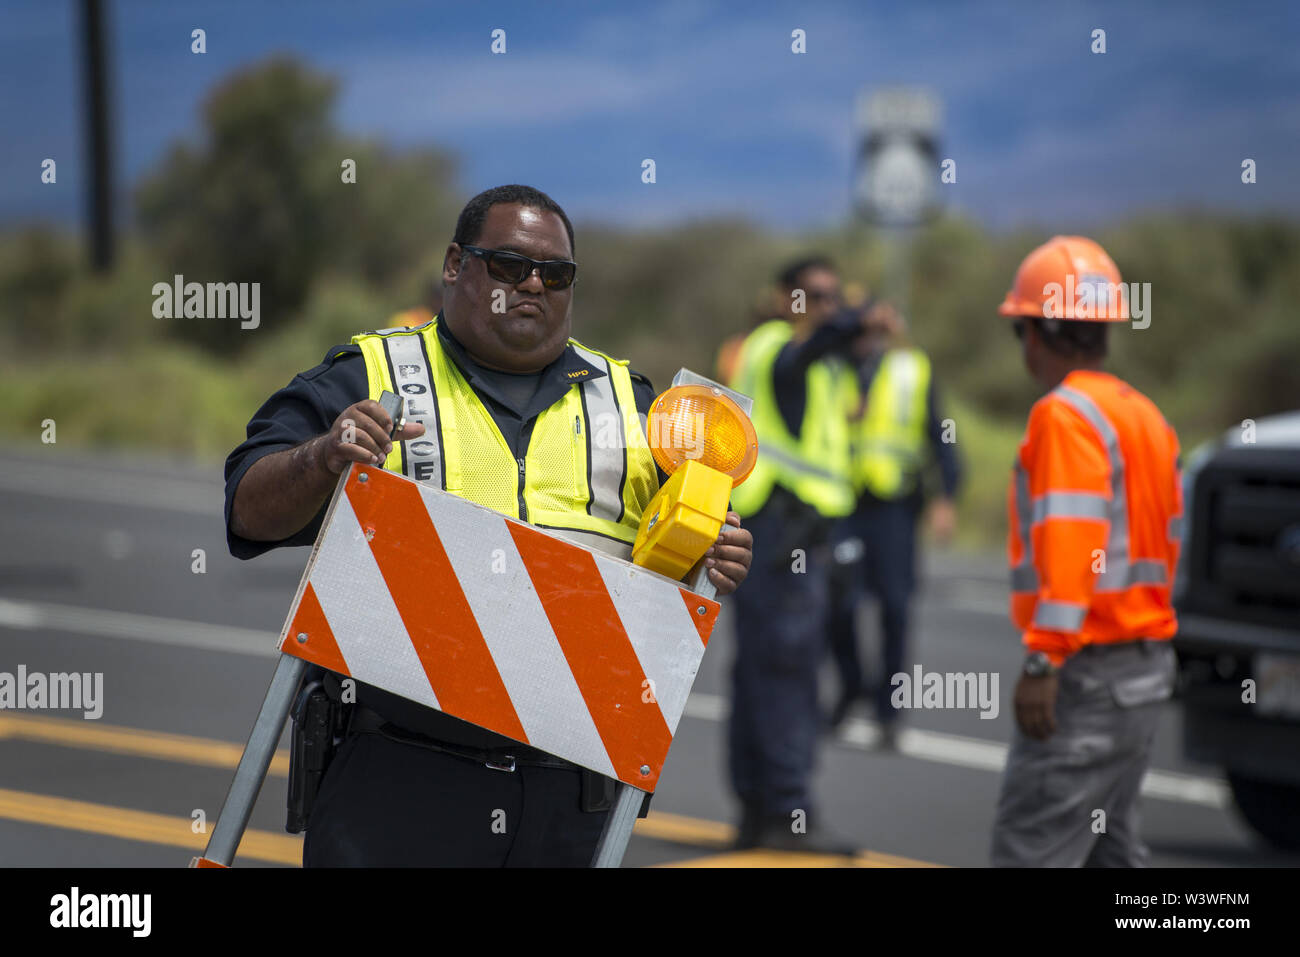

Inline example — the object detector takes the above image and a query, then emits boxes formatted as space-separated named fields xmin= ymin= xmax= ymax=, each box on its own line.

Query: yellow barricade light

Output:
xmin=632 ymin=385 xmax=758 ymax=580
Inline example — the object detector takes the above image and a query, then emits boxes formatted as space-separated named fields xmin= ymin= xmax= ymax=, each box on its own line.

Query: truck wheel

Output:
xmin=1227 ymin=772 xmax=1300 ymax=850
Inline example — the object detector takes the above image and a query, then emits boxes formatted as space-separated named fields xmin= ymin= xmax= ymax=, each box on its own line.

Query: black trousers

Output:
xmin=827 ymin=497 xmax=920 ymax=724
xmin=302 ymin=731 xmax=609 ymax=867
xmin=728 ymin=498 xmax=831 ymax=817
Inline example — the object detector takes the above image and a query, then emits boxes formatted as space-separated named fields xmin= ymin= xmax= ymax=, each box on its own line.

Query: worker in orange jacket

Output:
xmin=990 ymin=236 xmax=1184 ymax=867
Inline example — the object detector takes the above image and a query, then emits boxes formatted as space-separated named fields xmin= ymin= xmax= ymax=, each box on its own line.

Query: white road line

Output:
xmin=929 ymin=579 xmax=1012 ymax=617
xmin=0 ymin=598 xmax=277 ymax=659
xmin=681 ymin=692 xmax=1230 ymax=810
xmin=0 ymin=596 xmax=1231 ymax=811
xmin=0 ymin=457 xmax=221 ymax=515
xmin=934 ymin=597 xmax=1009 ymax=617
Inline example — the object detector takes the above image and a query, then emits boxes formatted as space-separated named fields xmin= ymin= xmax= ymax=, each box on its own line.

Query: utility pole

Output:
xmin=79 ymin=0 xmax=115 ymax=272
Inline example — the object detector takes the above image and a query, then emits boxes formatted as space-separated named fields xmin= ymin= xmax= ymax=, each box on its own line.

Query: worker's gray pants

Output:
xmin=990 ymin=640 xmax=1176 ymax=868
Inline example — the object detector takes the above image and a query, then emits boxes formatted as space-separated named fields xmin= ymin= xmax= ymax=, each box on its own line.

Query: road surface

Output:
xmin=0 ymin=447 xmax=1292 ymax=868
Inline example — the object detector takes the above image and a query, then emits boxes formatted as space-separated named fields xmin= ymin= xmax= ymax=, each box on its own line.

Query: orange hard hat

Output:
xmin=998 ymin=235 xmax=1129 ymax=322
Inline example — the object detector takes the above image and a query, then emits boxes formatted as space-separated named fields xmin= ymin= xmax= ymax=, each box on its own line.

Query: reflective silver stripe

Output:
xmin=1011 ymin=461 xmax=1035 ymax=593
xmin=1168 ymin=514 xmax=1185 ymax=541
xmin=763 ymin=444 xmax=843 ymax=482
xmin=886 ymin=349 xmax=924 ymax=428
xmin=570 ymin=345 xmax=625 ymax=525
xmin=1130 ymin=559 xmax=1168 ymax=584
xmin=1096 ymin=557 xmax=1168 ymax=592
xmin=1010 ymin=564 xmax=1038 ymax=592
xmin=1052 ymin=383 xmax=1130 ymax=568
xmin=383 ymin=332 xmax=442 ymax=488
xmin=1031 ymin=490 xmax=1110 ymax=524
xmin=1032 ymin=599 xmax=1087 ymax=631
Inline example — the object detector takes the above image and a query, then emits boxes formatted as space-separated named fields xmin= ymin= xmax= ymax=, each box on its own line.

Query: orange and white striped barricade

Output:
xmin=289 ymin=461 xmax=719 ymax=790
xmin=197 ymin=467 xmax=723 ymax=868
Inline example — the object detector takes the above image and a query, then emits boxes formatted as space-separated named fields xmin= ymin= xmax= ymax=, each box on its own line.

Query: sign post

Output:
xmin=853 ymin=87 xmax=942 ymax=320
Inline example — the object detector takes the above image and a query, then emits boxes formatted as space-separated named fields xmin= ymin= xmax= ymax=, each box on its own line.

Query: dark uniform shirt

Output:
xmin=770 ymin=308 xmax=864 ymax=436
xmin=224 ymin=316 xmax=661 ymax=748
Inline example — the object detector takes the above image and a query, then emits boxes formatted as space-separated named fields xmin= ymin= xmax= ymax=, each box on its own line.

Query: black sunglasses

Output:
xmin=1011 ymin=318 xmax=1028 ymax=340
xmin=459 ymin=244 xmax=577 ymax=290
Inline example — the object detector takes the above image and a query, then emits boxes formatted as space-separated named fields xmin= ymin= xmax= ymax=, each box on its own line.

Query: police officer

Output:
xmin=825 ymin=301 xmax=962 ymax=746
xmin=989 ymin=236 xmax=1183 ymax=867
xmin=725 ymin=256 xmax=867 ymax=853
xmin=225 ymin=185 xmax=753 ymax=866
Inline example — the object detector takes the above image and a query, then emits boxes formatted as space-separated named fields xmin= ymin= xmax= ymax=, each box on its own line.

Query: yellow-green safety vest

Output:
xmin=350 ymin=320 xmax=659 ymax=554
xmin=851 ymin=347 xmax=931 ymax=499
xmin=727 ymin=319 xmax=856 ymax=519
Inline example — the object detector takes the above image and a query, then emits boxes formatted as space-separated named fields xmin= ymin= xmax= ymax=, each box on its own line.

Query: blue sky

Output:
xmin=3 ymin=0 xmax=1297 ymax=233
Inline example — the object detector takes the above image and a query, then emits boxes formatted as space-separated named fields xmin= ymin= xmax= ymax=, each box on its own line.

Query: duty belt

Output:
xmin=346 ymin=703 xmax=576 ymax=772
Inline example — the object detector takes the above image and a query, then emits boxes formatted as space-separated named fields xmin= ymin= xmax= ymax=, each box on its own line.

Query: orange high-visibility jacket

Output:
xmin=1007 ymin=370 xmax=1183 ymax=665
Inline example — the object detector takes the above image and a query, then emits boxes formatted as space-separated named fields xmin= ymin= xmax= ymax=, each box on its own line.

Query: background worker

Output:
xmin=715 ymin=288 xmax=785 ymax=383
xmin=387 ymin=278 xmax=444 ymax=329
xmin=990 ymin=236 xmax=1183 ymax=867
xmin=725 ymin=255 xmax=870 ymax=853
xmin=224 ymin=184 xmax=753 ymax=866
xmin=825 ymin=299 xmax=962 ymax=745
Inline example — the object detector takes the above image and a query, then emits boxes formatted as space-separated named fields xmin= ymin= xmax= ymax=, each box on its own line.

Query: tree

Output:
xmin=136 ymin=57 xmax=460 ymax=355
xmin=136 ymin=58 xmax=344 ymax=352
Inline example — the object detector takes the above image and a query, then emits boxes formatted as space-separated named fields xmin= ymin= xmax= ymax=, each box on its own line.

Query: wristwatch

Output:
xmin=1023 ymin=651 xmax=1058 ymax=677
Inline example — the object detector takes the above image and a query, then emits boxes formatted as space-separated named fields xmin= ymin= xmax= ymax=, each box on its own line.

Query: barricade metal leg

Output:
xmin=196 ymin=655 xmax=307 ymax=867
xmin=591 ymin=784 xmax=647 ymax=868
xmin=591 ymin=568 xmax=718 ymax=868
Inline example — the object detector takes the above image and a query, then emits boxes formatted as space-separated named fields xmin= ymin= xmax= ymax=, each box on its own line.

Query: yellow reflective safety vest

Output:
xmin=350 ymin=320 xmax=659 ymax=552
xmin=727 ymin=319 xmax=856 ymax=519
xmin=851 ymin=347 xmax=932 ymax=499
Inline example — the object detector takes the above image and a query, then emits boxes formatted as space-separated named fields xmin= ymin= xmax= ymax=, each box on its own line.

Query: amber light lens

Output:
xmin=647 ymin=385 xmax=758 ymax=486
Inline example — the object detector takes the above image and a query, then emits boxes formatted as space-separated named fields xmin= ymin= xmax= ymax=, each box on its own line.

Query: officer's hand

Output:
xmin=1013 ymin=672 xmax=1059 ymax=740
xmin=927 ymin=498 xmax=957 ymax=546
xmin=859 ymin=301 xmax=903 ymax=338
xmin=311 ymin=400 xmax=426 ymax=474
xmin=705 ymin=511 xmax=752 ymax=596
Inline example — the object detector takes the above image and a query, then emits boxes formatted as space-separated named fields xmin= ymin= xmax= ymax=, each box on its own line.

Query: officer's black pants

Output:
xmin=727 ymin=502 xmax=829 ymax=818
xmin=827 ymin=497 xmax=919 ymax=724
xmin=302 ymin=731 xmax=608 ymax=867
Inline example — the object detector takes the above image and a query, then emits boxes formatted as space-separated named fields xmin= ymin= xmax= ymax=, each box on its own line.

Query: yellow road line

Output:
xmin=0 ymin=787 xmax=302 ymax=866
xmin=854 ymin=849 xmax=943 ymax=868
xmin=634 ymin=810 xmax=734 ymax=847
xmin=659 ymin=850 xmax=858 ymax=868
xmin=0 ymin=715 xmax=940 ymax=867
xmin=658 ymin=848 xmax=941 ymax=868
xmin=0 ymin=713 xmax=290 ymax=776
xmin=633 ymin=810 xmax=940 ymax=866
xmin=0 ymin=784 xmax=937 ymax=868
